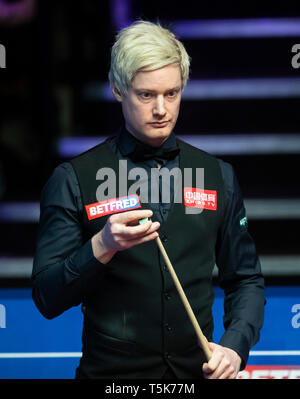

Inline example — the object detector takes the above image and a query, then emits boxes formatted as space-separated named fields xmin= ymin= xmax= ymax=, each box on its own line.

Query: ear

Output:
xmin=112 ymin=87 xmax=122 ymax=102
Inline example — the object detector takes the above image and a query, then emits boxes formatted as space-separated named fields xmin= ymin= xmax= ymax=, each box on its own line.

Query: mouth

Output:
xmin=149 ymin=121 xmax=169 ymax=128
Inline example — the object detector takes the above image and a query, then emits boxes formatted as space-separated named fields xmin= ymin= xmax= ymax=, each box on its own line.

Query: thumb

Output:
xmin=198 ymin=334 xmax=214 ymax=349
xmin=207 ymin=341 xmax=218 ymax=352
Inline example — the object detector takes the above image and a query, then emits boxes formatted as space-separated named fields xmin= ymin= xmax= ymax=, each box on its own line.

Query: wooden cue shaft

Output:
xmin=155 ymin=236 xmax=212 ymax=361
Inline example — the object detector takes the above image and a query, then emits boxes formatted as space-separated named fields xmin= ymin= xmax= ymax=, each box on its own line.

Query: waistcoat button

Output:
xmin=161 ymin=235 xmax=168 ymax=243
xmin=164 ymin=292 xmax=171 ymax=300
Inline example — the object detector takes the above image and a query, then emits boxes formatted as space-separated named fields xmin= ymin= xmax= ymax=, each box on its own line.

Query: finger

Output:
xmin=199 ymin=340 xmax=216 ymax=352
xmin=202 ymin=362 xmax=210 ymax=375
xmin=120 ymin=230 xmax=159 ymax=249
xmin=112 ymin=209 xmax=154 ymax=225
xmin=203 ymin=364 xmax=224 ymax=380
xmin=117 ymin=220 xmax=160 ymax=239
xmin=202 ymin=349 xmax=224 ymax=375
xmin=212 ymin=362 xmax=236 ymax=380
xmin=204 ymin=356 xmax=233 ymax=379
xmin=207 ymin=350 xmax=224 ymax=372
xmin=205 ymin=366 xmax=225 ymax=379
xmin=218 ymin=366 xmax=236 ymax=379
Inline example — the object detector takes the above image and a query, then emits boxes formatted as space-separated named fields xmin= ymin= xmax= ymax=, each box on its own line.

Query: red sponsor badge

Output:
xmin=238 ymin=365 xmax=300 ymax=379
xmin=85 ymin=194 xmax=141 ymax=220
xmin=184 ymin=187 xmax=217 ymax=211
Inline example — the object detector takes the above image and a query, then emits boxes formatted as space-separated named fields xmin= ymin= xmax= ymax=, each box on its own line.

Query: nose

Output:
xmin=153 ymin=95 xmax=166 ymax=118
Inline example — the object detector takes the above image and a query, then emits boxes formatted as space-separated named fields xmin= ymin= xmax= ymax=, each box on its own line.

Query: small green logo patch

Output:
xmin=240 ymin=216 xmax=248 ymax=227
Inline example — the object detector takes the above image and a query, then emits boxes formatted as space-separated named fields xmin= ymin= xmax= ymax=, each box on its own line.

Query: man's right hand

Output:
xmin=91 ymin=210 xmax=160 ymax=264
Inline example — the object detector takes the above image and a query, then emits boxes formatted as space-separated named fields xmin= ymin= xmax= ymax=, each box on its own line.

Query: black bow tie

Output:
xmin=129 ymin=143 xmax=180 ymax=163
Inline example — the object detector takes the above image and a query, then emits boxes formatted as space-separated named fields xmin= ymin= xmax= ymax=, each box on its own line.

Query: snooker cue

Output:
xmin=155 ymin=235 xmax=212 ymax=361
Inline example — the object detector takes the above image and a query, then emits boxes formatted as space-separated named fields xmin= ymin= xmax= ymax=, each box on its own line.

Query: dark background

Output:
xmin=0 ymin=0 xmax=300 ymax=284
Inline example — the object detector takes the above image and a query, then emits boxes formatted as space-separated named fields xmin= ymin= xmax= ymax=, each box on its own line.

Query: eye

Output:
xmin=139 ymin=92 xmax=152 ymax=100
xmin=167 ymin=89 xmax=179 ymax=99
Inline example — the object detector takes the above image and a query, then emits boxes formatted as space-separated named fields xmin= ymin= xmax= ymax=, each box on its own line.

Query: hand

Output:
xmin=92 ymin=209 xmax=160 ymax=264
xmin=202 ymin=342 xmax=241 ymax=379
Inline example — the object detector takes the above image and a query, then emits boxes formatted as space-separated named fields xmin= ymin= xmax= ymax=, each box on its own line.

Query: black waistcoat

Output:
xmin=70 ymin=137 xmax=224 ymax=379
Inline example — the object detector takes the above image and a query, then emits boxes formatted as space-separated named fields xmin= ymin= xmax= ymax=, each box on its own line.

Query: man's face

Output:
xmin=113 ymin=64 xmax=182 ymax=147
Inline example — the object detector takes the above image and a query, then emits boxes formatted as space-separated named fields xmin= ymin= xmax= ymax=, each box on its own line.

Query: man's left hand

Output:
xmin=202 ymin=342 xmax=241 ymax=379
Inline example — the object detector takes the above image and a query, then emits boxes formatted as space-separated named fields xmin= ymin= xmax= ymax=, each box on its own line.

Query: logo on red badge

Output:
xmin=184 ymin=188 xmax=217 ymax=211
xmin=85 ymin=194 xmax=141 ymax=220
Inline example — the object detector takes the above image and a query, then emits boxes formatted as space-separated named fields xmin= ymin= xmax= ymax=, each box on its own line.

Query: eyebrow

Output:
xmin=134 ymin=86 xmax=181 ymax=93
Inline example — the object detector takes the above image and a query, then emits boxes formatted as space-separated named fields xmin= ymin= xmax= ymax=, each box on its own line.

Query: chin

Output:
xmin=144 ymin=128 xmax=172 ymax=146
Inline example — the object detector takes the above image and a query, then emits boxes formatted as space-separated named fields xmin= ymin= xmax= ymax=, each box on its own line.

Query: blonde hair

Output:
xmin=108 ymin=20 xmax=191 ymax=95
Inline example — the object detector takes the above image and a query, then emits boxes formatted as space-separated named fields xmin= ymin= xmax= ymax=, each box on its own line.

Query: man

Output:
xmin=32 ymin=21 xmax=265 ymax=379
